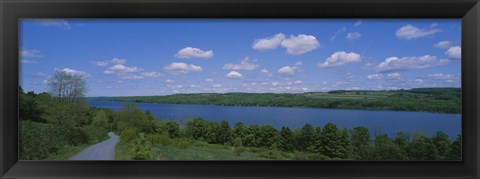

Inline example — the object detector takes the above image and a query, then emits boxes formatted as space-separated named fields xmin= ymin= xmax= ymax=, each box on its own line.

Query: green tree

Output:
xmin=185 ymin=118 xmax=207 ymax=140
xmin=374 ymin=134 xmax=407 ymax=160
xmin=218 ymin=120 xmax=232 ymax=144
xmin=258 ymin=125 xmax=279 ymax=148
xmin=47 ymin=70 xmax=87 ymax=103
xmin=319 ymin=123 xmax=341 ymax=158
xmin=446 ymin=135 xmax=461 ymax=160
xmin=233 ymin=122 xmax=246 ymax=139
xmin=431 ymin=131 xmax=451 ymax=160
xmin=350 ymin=126 xmax=372 ymax=159
xmin=408 ymin=134 xmax=439 ymax=160
xmin=296 ymin=123 xmax=315 ymax=152
xmin=205 ymin=121 xmax=220 ymax=143
xmin=279 ymin=126 xmax=295 ymax=152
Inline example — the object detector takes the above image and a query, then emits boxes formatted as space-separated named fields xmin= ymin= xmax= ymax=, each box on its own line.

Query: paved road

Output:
xmin=70 ymin=132 xmax=119 ymax=160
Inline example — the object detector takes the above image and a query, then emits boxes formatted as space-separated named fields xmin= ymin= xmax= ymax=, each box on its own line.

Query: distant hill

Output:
xmin=89 ymin=88 xmax=461 ymax=114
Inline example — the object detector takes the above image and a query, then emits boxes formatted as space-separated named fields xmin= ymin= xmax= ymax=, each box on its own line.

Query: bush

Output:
xmin=132 ymin=133 xmax=152 ymax=160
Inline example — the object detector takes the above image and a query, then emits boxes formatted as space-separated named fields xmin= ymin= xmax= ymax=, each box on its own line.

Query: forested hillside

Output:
xmin=92 ymin=88 xmax=461 ymax=113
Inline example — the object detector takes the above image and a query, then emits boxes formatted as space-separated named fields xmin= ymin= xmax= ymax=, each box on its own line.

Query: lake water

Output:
xmin=88 ymin=100 xmax=461 ymax=140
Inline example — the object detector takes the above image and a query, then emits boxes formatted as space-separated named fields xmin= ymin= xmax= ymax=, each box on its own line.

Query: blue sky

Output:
xmin=20 ymin=19 xmax=461 ymax=97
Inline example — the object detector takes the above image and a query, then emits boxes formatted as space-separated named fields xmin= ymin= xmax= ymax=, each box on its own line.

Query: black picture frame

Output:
xmin=1 ymin=0 xmax=479 ymax=178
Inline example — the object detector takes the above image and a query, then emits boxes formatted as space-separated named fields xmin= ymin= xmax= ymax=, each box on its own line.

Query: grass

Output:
xmin=115 ymin=140 xmax=134 ymax=160
xmin=151 ymin=144 xmax=268 ymax=160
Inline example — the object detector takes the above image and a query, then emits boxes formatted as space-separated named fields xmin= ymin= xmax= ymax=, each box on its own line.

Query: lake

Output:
xmin=88 ymin=100 xmax=461 ymax=140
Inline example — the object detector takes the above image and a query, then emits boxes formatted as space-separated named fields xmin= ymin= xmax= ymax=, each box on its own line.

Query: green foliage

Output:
xmin=447 ymin=135 xmax=461 ymax=160
xmin=408 ymin=134 xmax=439 ymax=160
xmin=374 ymin=134 xmax=407 ymax=160
xmin=431 ymin=131 xmax=451 ymax=160
xmin=279 ymin=127 xmax=295 ymax=152
xmin=92 ymin=88 xmax=461 ymax=113
xmin=132 ymin=133 xmax=152 ymax=160
xmin=350 ymin=126 xmax=373 ymax=159
xmin=296 ymin=124 xmax=315 ymax=152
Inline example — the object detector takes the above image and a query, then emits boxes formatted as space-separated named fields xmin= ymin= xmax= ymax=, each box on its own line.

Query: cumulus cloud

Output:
xmin=21 ymin=49 xmax=44 ymax=58
xmin=60 ymin=68 xmax=89 ymax=77
xmin=277 ymin=62 xmax=302 ymax=75
xmin=280 ymin=34 xmax=320 ymax=55
xmin=164 ymin=62 xmax=203 ymax=75
xmin=225 ymin=71 xmax=243 ymax=79
xmin=91 ymin=58 xmax=126 ymax=67
xmin=109 ymin=64 xmax=143 ymax=73
xmin=165 ymin=79 xmax=174 ymax=83
xmin=395 ymin=24 xmax=441 ymax=40
xmin=434 ymin=41 xmax=452 ymax=49
xmin=318 ymin=51 xmax=361 ymax=68
xmin=367 ymin=74 xmax=383 ymax=80
xmin=260 ymin=69 xmax=273 ymax=77
xmin=33 ymin=19 xmax=71 ymax=29
xmin=375 ymin=55 xmax=446 ymax=72
xmin=252 ymin=33 xmax=286 ymax=51
xmin=141 ymin=71 xmax=163 ymax=77
xmin=175 ymin=47 xmax=213 ymax=59
xmin=445 ymin=46 xmax=461 ymax=59
xmin=386 ymin=73 xmax=402 ymax=79
xmin=223 ymin=57 xmax=259 ymax=71
xmin=346 ymin=32 xmax=361 ymax=40
xmin=205 ymin=78 xmax=214 ymax=82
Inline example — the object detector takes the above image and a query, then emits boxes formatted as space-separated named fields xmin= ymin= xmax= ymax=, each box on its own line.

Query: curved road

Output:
xmin=70 ymin=132 xmax=119 ymax=160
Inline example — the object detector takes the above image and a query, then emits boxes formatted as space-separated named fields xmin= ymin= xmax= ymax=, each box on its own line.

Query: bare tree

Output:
xmin=47 ymin=70 xmax=87 ymax=103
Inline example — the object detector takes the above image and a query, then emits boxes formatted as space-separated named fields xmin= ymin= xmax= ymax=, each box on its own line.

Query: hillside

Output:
xmin=90 ymin=88 xmax=461 ymax=114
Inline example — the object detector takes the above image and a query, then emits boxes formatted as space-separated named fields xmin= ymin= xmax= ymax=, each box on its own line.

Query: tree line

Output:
xmin=93 ymin=88 xmax=461 ymax=114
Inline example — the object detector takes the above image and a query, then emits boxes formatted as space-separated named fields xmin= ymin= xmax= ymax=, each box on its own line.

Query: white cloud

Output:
xmin=226 ymin=71 xmax=242 ymax=79
xmin=252 ymin=33 xmax=286 ymax=51
xmin=354 ymin=20 xmax=362 ymax=27
xmin=91 ymin=61 xmax=109 ymax=67
xmin=330 ymin=27 xmax=347 ymax=41
xmin=375 ymin=55 xmax=444 ymax=72
xmin=414 ymin=79 xmax=424 ymax=83
xmin=175 ymin=47 xmax=213 ymax=59
xmin=33 ymin=19 xmax=71 ymax=29
xmin=346 ymin=32 xmax=361 ymax=40
xmin=21 ymin=60 xmax=37 ymax=64
xmin=434 ymin=41 xmax=452 ymax=49
xmin=428 ymin=73 xmax=460 ymax=83
xmin=205 ymin=78 xmax=214 ymax=82
xmin=164 ymin=62 xmax=202 ymax=75
xmin=367 ymin=74 xmax=383 ymax=80
xmin=277 ymin=66 xmax=295 ymax=75
xmin=109 ymin=64 xmax=143 ymax=73
xmin=294 ymin=80 xmax=303 ymax=84
xmin=111 ymin=58 xmax=127 ymax=64
xmin=445 ymin=46 xmax=461 ymax=59
xmin=318 ymin=51 xmax=361 ymax=68
xmin=118 ymin=75 xmax=144 ymax=80
xmin=60 ymin=68 xmax=89 ymax=77
xmin=21 ymin=49 xmax=44 ymax=58
xmin=277 ymin=61 xmax=302 ymax=75
xmin=165 ymin=79 xmax=174 ymax=83
xmin=141 ymin=71 xmax=163 ymax=77
xmin=223 ymin=57 xmax=259 ymax=71
xmin=213 ymin=84 xmax=222 ymax=88
xmin=260 ymin=69 xmax=273 ymax=77
xmin=91 ymin=58 xmax=126 ymax=67
xmin=280 ymin=34 xmax=320 ymax=55
xmin=386 ymin=73 xmax=402 ymax=79
xmin=395 ymin=24 xmax=441 ymax=40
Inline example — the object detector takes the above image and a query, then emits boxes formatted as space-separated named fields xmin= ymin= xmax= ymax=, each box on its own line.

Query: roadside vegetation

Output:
xmin=19 ymin=71 xmax=110 ymax=160
xmin=91 ymin=88 xmax=461 ymax=114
